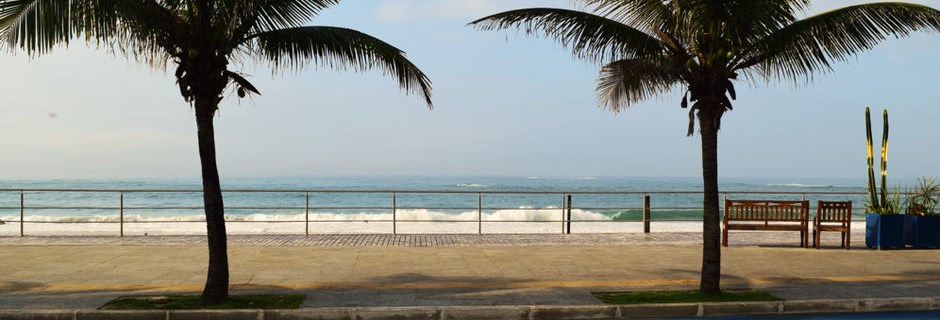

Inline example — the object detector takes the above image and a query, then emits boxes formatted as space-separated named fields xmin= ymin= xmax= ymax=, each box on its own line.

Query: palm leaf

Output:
xmin=79 ymin=0 xmax=182 ymax=63
xmin=748 ymin=3 xmax=940 ymax=80
xmin=224 ymin=70 xmax=260 ymax=98
xmin=470 ymin=8 xmax=665 ymax=63
xmin=685 ymin=0 xmax=807 ymax=36
xmin=0 ymin=0 xmax=72 ymax=53
xmin=581 ymin=0 xmax=671 ymax=29
xmin=249 ymin=26 xmax=432 ymax=108
xmin=596 ymin=57 xmax=682 ymax=112
xmin=228 ymin=0 xmax=341 ymax=43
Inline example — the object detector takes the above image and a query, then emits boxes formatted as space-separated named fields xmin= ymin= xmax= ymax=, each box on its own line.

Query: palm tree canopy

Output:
xmin=472 ymin=0 xmax=940 ymax=123
xmin=0 ymin=0 xmax=432 ymax=107
xmin=473 ymin=0 xmax=940 ymax=295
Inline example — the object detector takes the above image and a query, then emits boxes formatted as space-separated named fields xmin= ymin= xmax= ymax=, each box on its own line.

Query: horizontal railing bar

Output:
xmin=382 ymin=207 xmax=476 ymax=210
xmin=0 ymin=188 xmax=876 ymax=195
xmin=308 ymin=206 xmax=390 ymax=210
xmin=574 ymin=207 xmax=644 ymax=210
xmin=17 ymin=206 xmax=119 ymax=210
xmin=14 ymin=221 xmax=126 ymax=224
xmin=4 ymin=206 xmax=717 ymax=211
xmin=2 ymin=206 xmax=880 ymax=212
xmin=0 ymin=219 xmax=873 ymax=224
xmin=7 ymin=219 xmax=653 ymax=224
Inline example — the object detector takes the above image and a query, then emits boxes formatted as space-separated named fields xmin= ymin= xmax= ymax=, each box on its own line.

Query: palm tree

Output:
xmin=1 ymin=0 xmax=432 ymax=304
xmin=472 ymin=0 xmax=940 ymax=294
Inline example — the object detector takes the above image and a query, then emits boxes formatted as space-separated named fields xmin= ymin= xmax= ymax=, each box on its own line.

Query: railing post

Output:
xmin=392 ymin=192 xmax=397 ymax=235
xmin=643 ymin=195 xmax=651 ymax=233
xmin=566 ymin=195 xmax=572 ymax=235
xmin=305 ymin=192 xmax=310 ymax=236
xmin=477 ymin=193 xmax=482 ymax=235
xmin=119 ymin=191 xmax=124 ymax=237
xmin=561 ymin=194 xmax=566 ymax=234
xmin=19 ymin=191 xmax=24 ymax=237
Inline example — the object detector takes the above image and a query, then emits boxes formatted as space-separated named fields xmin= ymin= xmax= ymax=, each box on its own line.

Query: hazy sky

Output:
xmin=1 ymin=0 xmax=938 ymax=180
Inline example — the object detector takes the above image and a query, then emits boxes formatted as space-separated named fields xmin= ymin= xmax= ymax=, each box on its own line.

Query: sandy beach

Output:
xmin=0 ymin=220 xmax=868 ymax=237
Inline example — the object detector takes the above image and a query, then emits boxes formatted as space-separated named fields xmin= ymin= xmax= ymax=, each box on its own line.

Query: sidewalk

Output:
xmin=2 ymin=232 xmax=940 ymax=317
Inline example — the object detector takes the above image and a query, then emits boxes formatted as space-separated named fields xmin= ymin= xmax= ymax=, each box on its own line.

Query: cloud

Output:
xmin=374 ymin=0 xmax=569 ymax=22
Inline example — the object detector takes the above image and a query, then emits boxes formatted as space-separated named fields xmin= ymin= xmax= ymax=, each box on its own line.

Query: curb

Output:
xmin=2 ymin=297 xmax=939 ymax=319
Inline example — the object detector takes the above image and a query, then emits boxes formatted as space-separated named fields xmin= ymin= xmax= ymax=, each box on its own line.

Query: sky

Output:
xmin=1 ymin=0 xmax=939 ymax=181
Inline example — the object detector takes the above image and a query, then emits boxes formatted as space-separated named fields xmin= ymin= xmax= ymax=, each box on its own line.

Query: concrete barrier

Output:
xmin=3 ymin=297 xmax=940 ymax=320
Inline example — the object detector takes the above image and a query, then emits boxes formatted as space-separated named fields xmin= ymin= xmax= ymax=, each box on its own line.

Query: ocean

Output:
xmin=0 ymin=176 xmax=871 ymax=236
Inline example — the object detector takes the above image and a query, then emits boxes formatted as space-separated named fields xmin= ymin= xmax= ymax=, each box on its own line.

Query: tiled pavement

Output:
xmin=4 ymin=231 xmax=939 ymax=310
xmin=0 ymin=230 xmax=846 ymax=247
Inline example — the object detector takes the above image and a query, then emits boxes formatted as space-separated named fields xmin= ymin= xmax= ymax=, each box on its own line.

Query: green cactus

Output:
xmin=866 ymin=107 xmax=899 ymax=214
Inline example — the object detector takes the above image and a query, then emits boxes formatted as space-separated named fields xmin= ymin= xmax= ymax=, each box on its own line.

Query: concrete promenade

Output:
xmin=2 ymin=232 xmax=940 ymax=318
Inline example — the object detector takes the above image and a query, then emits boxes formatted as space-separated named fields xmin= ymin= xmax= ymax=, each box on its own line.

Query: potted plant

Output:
xmin=864 ymin=108 xmax=904 ymax=249
xmin=904 ymin=177 xmax=940 ymax=248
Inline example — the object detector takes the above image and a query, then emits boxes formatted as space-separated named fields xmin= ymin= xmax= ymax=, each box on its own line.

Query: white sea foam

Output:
xmin=0 ymin=208 xmax=634 ymax=236
xmin=455 ymin=183 xmax=484 ymax=187
xmin=0 ymin=219 xmax=870 ymax=237
xmin=0 ymin=220 xmax=694 ymax=236
xmin=0 ymin=208 xmax=611 ymax=223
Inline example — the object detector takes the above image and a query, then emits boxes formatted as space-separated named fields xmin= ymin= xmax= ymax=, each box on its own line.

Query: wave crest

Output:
xmin=0 ymin=208 xmax=612 ymax=223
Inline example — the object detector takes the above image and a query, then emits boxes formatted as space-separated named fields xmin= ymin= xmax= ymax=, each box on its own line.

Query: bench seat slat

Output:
xmin=725 ymin=225 xmax=806 ymax=231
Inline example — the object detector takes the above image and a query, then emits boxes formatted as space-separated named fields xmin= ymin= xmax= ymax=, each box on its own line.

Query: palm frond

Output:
xmin=596 ymin=56 xmax=682 ymax=112
xmin=224 ymin=70 xmax=260 ymax=98
xmin=231 ymin=0 xmax=339 ymax=36
xmin=748 ymin=3 xmax=940 ymax=81
xmin=249 ymin=26 xmax=432 ymax=108
xmin=470 ymin=8 xmax=665 ymax=63
xmin=0 ymin=0 xmax=72 ymax=54
xmin=580 ymin=0 xmax=671 ymax=29
xmin=689 ymin=0 xmax=805 ymax=30
xmin=73 ymin=0 xmax=182 ymax=66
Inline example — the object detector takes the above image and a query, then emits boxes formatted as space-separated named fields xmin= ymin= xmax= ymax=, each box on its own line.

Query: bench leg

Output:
xmin=815 ymin=228 xmax=821 ymax=249
xmin=845 ymin=229 xmax=851 ymax=250
xmin=722 ymin=227 xmax=728 ymax=247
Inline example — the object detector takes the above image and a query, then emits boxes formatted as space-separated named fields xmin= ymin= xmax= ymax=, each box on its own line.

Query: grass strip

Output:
xmin=594 ymin=290 xmax=781 ymax=305
xmin=100 ymin=294 xmax=305 ymax=310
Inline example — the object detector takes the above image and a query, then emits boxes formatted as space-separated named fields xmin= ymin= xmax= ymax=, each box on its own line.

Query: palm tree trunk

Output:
xmin=194 ymin=94 xmax=229 ymax=305
xmin=698 ymin=107 xmax=721 ymax=294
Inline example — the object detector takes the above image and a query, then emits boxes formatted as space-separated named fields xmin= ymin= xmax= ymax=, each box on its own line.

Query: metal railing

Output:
xmin=0 ymin=188 xmax=871 ymax=237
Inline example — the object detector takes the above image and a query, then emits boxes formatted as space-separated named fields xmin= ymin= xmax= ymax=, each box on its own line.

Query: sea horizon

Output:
xmin=0 ymin=175 xmax=877 ymax=189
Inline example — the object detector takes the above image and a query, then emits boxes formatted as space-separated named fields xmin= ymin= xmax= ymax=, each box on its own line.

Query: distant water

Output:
xmin=0 ymin=176 xmax=869 ymax=224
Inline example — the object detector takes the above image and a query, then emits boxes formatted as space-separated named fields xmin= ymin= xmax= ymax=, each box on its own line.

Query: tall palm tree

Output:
xmin=1 ymin=0 xmax=432 ymax=304
xmin=472 ymin=0 xmax=940 ymax=294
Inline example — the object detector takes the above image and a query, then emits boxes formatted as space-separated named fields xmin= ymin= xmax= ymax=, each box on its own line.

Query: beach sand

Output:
xmin=0 ymin=220 xmax=867 ymax=237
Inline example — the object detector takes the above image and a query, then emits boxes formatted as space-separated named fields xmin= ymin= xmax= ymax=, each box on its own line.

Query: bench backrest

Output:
xmin=816 ymin=201 xmax=852 ymax=223
xmin=724 ymin=199 xmax=809 ymax=222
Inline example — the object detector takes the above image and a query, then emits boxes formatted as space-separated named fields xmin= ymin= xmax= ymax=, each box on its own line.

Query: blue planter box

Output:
xmin=905 ymin=215 xmax=940 ymax=249
xmin=904 ymin=215 xmax=915 ymax=246
xmin=866 ymin=213 xmax=905 ymax=249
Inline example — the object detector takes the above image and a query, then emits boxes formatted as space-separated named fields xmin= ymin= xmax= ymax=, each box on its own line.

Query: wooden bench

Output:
xmin=722 ymin=199 xmax=809 ymax=247
xmin=813 ymin=201 xmax=852 ymax=250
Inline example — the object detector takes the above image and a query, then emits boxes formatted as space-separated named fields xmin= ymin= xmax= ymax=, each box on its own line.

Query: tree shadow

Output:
xmin=298 ymin=272 xmax=601 ymax=307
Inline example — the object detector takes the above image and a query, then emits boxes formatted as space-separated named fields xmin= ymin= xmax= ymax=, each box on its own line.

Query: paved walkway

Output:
xmin=3 ymin=232 xmax=940 ymax=311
